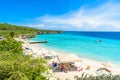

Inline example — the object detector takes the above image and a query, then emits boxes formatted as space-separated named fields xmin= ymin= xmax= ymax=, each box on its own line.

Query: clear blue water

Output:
xmin=30 ymin=31 xmax=120 ymax=65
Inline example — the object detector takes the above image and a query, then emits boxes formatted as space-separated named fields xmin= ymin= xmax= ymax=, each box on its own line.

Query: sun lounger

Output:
xmin=97 ymin=68 xmax=111 ymax=73
xmin=86 ymin=65 xmax=91 ymax=70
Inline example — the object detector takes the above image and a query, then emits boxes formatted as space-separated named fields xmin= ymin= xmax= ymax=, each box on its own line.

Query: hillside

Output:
xmin=0 ymin=23 xmax=63 ymax=37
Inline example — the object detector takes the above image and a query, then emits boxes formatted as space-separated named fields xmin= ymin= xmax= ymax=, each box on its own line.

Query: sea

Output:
xmin=29 ymin=31 xmax=120 ymax=65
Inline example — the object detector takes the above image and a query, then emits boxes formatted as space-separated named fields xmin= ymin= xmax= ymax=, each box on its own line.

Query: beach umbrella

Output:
xmin=57 ymin=54 xmax=82 ymax=63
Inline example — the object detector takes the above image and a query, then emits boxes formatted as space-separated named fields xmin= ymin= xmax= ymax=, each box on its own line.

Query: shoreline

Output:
xmin=20 ymin=38 xmax=120 ymax=80
xmin=32 ymin=44 xmax=120 ymax=66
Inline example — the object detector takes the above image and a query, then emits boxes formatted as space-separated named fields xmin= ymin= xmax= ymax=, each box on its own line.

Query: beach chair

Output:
xmin=97 ymin=68 xmax=111 ymax=73
xmin=86 ymin=65 xmax=91 ymax=70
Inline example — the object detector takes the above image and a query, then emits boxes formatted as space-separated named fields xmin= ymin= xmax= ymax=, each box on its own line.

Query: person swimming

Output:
xmin=96 ymin=40 xmax=102 ymax=43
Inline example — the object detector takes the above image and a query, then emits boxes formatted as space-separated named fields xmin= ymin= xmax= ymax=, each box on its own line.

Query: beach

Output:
xmin=19 ymin=38 xmax=120 ymax=80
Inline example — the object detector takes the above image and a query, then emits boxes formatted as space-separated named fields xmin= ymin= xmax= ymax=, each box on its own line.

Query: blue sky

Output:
xmin=0 ymin=0 xmax=120 ymax=31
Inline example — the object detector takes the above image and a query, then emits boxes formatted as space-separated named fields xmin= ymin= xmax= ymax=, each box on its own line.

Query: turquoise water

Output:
xmin=30 ymin=32 xmax=120 ymax=65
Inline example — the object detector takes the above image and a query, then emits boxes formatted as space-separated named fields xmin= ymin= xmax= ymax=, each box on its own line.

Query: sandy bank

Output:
xmin=18 ymin=38 xmax=120 ymax=80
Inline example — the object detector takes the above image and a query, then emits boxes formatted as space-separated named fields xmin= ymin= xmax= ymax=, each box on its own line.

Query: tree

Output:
xmin=10 ymin=31 xmax=15 ymax=38
xmin=0 ymin=39 xmax=49 ymax=80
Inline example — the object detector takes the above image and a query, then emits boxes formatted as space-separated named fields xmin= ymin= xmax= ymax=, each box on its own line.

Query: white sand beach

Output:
xmin=17 ymin=38 xmax=120 ymax=80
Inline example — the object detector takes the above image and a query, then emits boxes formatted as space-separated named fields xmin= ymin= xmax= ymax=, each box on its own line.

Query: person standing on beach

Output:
xmin=60 ymin=64 xmax=64 ymax=72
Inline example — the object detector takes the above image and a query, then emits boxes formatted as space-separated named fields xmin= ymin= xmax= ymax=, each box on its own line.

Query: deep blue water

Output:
xmin=65 ymin=31 xmax=120 ymax=40
xmin=30 ymin=31 xmax=120 ymax=65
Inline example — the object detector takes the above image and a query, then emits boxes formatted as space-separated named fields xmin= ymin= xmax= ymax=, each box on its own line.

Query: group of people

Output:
xmin=51 ymin=61 xmax=77 ymax=73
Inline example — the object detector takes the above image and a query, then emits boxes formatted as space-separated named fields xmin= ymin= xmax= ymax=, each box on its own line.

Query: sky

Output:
xmin=0 ymin=0 xmax=120 ymax=31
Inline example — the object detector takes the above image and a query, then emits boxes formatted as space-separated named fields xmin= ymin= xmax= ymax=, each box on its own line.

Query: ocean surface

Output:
xmin=30 ymin=31 xmax=120 ymax=65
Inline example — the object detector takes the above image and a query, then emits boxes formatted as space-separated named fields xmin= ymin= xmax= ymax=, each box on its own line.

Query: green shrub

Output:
xmin=0 ymin=39 xmax=49 ymax=80
xmin=74 ymin=73 xmax=120 ymax=80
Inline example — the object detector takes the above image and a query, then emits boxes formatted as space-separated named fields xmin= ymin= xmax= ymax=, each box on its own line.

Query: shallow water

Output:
xmin=30 ymin=31 xmax=120 ymax=65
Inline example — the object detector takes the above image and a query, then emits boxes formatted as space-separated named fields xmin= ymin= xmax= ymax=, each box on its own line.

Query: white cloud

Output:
xmin=25 ymin=1 xmax=120 ymax=31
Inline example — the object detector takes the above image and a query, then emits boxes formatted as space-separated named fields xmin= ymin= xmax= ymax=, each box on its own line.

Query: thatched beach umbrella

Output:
xmin=57 ymin=54 xmax=82 ymax=63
